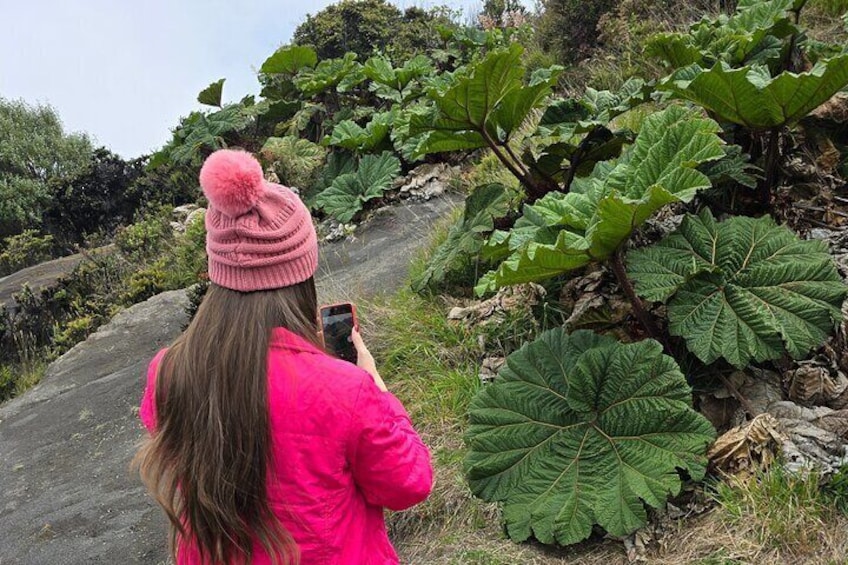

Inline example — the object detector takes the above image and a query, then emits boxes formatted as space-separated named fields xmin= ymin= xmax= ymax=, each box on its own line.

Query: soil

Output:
xmin=0 ymin=194 xmax=458 ymax=565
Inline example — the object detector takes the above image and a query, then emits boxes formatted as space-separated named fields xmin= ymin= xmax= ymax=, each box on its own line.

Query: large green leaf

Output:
xmin=324 ymin=111 xmax=393 ymax=152
xmin=477 ymin=106 xmax=725 ymax=295
xmin=411 ymin=44 xmax=562 ymax=157
xmin=260 ymin=45 xmax=318 ymax=75
xmin=412 ymin=184 xmax=511 ymax=293
xmin=197 ymin=78 xmax=225 ymax=107
xmin=168 ymin=104 xmax=255 ymax=165
xmin=627 ymin=210 xmax=847 ymax=368
xmin=659 ymin=55 xmax=848 ymax=129
xmin=295 ymin=53 xmax=362 ymax=97
xmin=314 ymin=152 xmax=400 ymax=223
xmin=260 ymin=136 xmax=325 ymax=189
xmin=364 ymin=54 xmax=433 ymax=103
xmin=465 ymin=329 xmax=715 ymax=545
xmin=647 ymin=0 xmax=797 ymax=68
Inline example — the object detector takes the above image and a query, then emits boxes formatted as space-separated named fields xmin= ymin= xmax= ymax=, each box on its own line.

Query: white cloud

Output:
xmin=0 ymin=0 xmax=526 ymax=159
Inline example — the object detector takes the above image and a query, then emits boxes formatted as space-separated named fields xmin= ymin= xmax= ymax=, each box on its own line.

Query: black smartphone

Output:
xmin=320 ymin=302 xmax=358 ymax=363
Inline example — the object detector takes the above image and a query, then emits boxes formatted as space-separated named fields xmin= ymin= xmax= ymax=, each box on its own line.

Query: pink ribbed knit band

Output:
xmin=205 ymin=183 xmax=318 ymax=292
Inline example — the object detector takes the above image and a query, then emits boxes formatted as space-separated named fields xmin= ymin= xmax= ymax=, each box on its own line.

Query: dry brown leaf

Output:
xmin=708 ymin=414 xmax=786 ymax=481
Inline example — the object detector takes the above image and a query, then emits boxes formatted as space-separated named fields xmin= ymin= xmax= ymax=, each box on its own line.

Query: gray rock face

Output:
xmin=0 ymin=195 xmax=457 ymax=564
xmin=0 ymin=289 xmax=189 ymax=565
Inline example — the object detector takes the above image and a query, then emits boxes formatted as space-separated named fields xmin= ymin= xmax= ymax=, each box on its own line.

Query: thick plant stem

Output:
xmin=761 ymin=128 xmax=780 ymax=206
xmin=610 ymin=247 xmax=668 ymax=350
xmin=718 ymin=373 xmax=758 ymax=417
xmin=500 ymin=141 xmax=529 ymax=179
xmin=480 ymin=128 xmax=547 ymax=201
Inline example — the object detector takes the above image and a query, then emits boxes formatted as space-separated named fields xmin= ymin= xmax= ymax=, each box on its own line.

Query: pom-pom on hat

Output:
xmin=200 ymin=149 xmax=318 ymax=292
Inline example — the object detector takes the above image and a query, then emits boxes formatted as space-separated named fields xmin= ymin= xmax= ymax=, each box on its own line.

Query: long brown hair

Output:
xmin=134 ymin=279 xmax=321 ymax=564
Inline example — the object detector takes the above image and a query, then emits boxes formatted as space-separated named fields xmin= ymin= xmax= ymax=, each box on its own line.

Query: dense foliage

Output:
xmin=628 ymin=210 xmax=847 ymax=367
xmin=293 ymin=0 xmax=456 ymax=61
xmin=466 ymin=329 xmax=715 ymax=544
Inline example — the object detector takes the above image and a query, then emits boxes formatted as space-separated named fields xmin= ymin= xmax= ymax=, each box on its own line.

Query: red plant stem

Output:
xmin=479 ymin=127 xmax=546 ymax=200
xmin=610 ymin=246 xmax=668 ymax=351
xmin=761 ymin=128 xmax=780 ymax=206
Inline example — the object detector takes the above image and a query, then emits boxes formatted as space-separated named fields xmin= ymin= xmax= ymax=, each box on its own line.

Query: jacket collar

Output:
xmin=270 ymin=327 xmax=325 ymax=354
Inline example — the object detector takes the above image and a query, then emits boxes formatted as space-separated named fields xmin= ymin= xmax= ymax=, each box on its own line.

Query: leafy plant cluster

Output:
xmin=402 ymin=0 xmax=848 ymax=547
xmin=153 ymin=20 xmax=531 ymax=225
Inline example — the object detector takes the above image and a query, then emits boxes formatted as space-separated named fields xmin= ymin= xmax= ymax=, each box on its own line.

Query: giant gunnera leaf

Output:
xmin=465 ymin=329 xmax=715 ymax=545
xmin=314 ymin=152 xmax=400 ymax=223
xmin=659 ymin=55 xmax=848 ymax=129
xmin=476 ymin=105 xmax=724 ymax=295
xmin=324 ymin=111 xmax=393 ymax=153
xmin=627 ymin=210 xmax=848 ymax=368
xmin=260 ymin=45 xmax=318 ymax=75
xmin=411 ymin=43 xmax=562 ymax=156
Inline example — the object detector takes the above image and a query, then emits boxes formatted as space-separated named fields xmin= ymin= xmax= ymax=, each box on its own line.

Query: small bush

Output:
xmin=160 ymin=211 xmax=207 ymax=289
xmin=536 ymin=0 xmax=618 ymax=65
xmin=0 ymin=230 xmax=55 ymax=276
xmin=52 ymin=315 xmax=95 ymax=353
xmin=114 ymin=208 xmax=172 ymax=262
xmin=120 ymin=267 xmax=169 ymax=306
xmin=260 ymin=137 xmax=326 ymax=191
xmin=0 ymin=360 xmax=47 ymax=403
xmin=0 ymin=365 xmax=15 ymax=402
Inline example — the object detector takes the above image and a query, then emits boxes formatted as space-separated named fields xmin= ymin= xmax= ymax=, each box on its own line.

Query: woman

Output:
xmin=135 ymin=149 xmax=433 ymax=564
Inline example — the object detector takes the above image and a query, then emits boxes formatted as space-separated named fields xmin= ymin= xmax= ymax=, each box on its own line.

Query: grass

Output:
xmin=712 ymin=467 xmax=832 ymax=555
xmin=808 ymin=0 xmax=848 ymax=17
xmin=0 ymin=360 xmax=47 ymax=402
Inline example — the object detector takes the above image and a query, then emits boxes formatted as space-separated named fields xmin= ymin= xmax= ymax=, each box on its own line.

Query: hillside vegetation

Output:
xmin=2 ymin=0 xmax=848 ymax=561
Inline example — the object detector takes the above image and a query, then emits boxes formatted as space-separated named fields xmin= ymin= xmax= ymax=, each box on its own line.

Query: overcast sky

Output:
xmin=0 ymin=0 xmax=507 ymax=159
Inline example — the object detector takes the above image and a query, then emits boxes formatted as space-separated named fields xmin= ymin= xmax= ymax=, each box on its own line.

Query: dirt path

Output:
xmin=0 ymin=195 xmax=457 ymax=565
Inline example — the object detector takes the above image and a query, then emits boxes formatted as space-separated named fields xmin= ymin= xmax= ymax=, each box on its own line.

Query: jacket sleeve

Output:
xmin=139 ymin=348 xmax=168 ymax=433
xmin=346 ymin=375 xmax=434 ymax=511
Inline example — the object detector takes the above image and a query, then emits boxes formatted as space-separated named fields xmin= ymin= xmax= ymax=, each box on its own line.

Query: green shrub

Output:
xmin=52 ymin=315 xmax=95 ymax=353
xmin=153 ymin=210 xmax=207 ymax=291
xmin=0 ymin=230 xmax=55 ymax=276
xmin=465 ymin=153 xmax=520 ymax=191
xmin=0 ymin=364 xmax=15 ymax=401
xmin=293 ymin=0 xmax=404 ymax=60
xmin=120 ymin=267 xmax=169 ymax=306
xmin=260 ymin=136 xmax=326 ymax=190
xmin=114 ymin=208 xmax=172 ymax=262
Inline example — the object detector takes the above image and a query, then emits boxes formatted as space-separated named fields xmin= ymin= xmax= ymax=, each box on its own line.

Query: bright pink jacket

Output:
xmin=139 ymin=327 xmax=434 ymax=564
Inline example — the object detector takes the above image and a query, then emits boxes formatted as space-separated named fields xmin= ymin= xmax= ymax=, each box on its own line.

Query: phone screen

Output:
xmin=321 ymin=304 xmax=357 ymax=363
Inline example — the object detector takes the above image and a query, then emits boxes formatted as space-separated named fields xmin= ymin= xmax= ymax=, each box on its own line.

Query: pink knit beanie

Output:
xmin=199 ymin=149 xmax=318 ymax=292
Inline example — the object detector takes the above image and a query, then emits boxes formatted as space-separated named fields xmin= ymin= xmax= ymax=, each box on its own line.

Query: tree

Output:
xmin=0 ymin=98 xmax=92 ymax=237
xmin=479 ymin=0 xmax=527 ymax=28
xmin=293 ymin=0 xmax=403 ymax=60
xmin=44 ymin=148 xmax=146 ymax=246
xmin=292 ymin=0 xmax=457 ymax=62
xmin=536 ymin=0 xmax=618 ymax=64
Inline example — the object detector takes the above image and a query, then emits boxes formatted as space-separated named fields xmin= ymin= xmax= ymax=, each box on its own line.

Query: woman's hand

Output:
xmin=351 ymin=328 xmax=387 ymax=392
